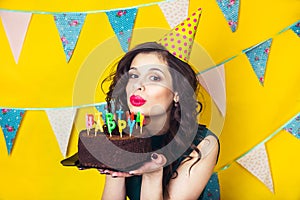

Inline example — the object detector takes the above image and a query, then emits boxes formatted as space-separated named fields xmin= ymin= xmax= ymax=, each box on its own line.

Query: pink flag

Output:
xmin=0 ymin=12 xmax=32 ymax=63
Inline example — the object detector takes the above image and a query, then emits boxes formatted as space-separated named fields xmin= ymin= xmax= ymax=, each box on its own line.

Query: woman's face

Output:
xmin=125 ymin=53 xmax=176 ymax=117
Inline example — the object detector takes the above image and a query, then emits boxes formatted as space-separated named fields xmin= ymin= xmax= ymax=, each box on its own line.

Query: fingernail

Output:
xmin=151 ymin=153 xmax=158 ymax=160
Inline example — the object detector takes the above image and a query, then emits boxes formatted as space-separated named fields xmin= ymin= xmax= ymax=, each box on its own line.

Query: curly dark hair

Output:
xmin=102 ymin=42 xmax=202 ymax=193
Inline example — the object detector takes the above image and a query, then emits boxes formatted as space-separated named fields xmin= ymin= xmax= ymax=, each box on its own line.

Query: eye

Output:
xmin=149 ymin=75 xmax=161 ymax=81
xmin=129 ymin=73 xmax=139 ymax=79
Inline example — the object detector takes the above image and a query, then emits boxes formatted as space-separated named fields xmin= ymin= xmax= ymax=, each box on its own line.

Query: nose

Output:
xmin=133 ymin=81 xmax=145 ymax=92
xmin=135 ymin=83 xmax=145 ymax=91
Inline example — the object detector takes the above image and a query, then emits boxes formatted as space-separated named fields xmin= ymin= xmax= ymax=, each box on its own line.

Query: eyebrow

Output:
xmin=129 ymin=67 xmax=166 ymax=74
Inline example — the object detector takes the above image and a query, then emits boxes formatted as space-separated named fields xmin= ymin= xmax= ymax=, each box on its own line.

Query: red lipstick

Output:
xmin=130 ymin=95 xmax=146 ymax=107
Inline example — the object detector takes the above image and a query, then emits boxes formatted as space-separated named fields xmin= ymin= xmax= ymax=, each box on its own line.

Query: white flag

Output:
xmin=46 ymin=109 xmax=77 ymax=157
xmin=159 ymin=0 xmax=189 ymax=28
xmin=197 ymin=65 xmax=226 ymax=116
xmin=237 ymin=144 xmax=274 ymax=193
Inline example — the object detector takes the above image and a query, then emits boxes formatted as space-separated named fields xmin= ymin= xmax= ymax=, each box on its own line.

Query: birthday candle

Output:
xmin=95 ymin=112 xmax=104 ymax=135
xmin=127 ymin=118 xmax=136 ymax=137
xmin=118 ymin=120 xmax=126 ymax=138
xmin=116 ymin=109 xmax=124 ymax=120
xmin=130 ymin=112 xmax=134 ymax=120
xmin=86 ymin=114 xmax=94 ymax=135
xmin=136 ymin=112 xmax=140 ymax=129
xmin=140 ymin=113 xmax=144 ymax=134
xmin=105 ymin=113 xmax=116 ymax=137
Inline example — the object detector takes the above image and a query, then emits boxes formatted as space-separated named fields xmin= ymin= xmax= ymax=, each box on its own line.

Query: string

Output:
xmin=0 ymin=0 xmax=175 ymax=14
xmin=197 ymin=20 xmax=299 ymax=75
xmin=0 ymin=20 xmax=298 ymax=110
xmin=215 ymin=112 xmax=299 ymax=173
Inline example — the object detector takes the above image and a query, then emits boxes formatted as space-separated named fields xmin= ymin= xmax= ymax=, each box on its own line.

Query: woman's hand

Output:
xmin=129 ymin=153 xmax=166 ymax=176
xmin=99 ymin=153 xmax=167 ymax=177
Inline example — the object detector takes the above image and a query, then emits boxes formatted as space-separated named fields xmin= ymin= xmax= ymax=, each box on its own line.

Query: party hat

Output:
xmin=157 ymin=8 xmax=202 ymax=62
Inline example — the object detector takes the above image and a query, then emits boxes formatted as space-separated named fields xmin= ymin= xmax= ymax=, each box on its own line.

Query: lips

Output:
xmin=130 ymin=95 xmax=146 ymax=107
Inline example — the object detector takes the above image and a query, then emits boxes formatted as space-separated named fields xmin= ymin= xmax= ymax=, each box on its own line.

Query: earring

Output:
xmin=174 ymin=101 xmax=178 ymax=107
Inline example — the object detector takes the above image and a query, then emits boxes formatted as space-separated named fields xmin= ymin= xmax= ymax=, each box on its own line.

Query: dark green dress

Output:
xmin=125 ymin=125 xmax=220 ymax=200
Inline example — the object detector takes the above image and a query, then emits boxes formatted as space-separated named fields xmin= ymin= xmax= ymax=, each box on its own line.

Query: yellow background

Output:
xmin=0 ymin=0 xmax=299 ymax=199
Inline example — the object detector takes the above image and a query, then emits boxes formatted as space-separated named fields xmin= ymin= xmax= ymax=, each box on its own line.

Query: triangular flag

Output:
xmin=157 ymin=8 xmax=202 ymax=62
xmin=0 ymin=11 xmax=32 ymax=63
xmin=237 ymin=145 xmax=274 ymax=193
xmin=245 ymin=39 xmax=273 ymax=85
xmin=216 ymin=0 xmax=240 ymax=32
xmin=53 ymin=13 xmax=86 ymax=62
xmin=283 ymin=114 xmax=300 ymax=139
xmin=106 ymin=8 xmax=137 ymax=52
xmin=46 ymin=109 xmax=77 ymax=157
xmin=197 ymin=65 xmax=226 ymax=116
xmin=95 ymin=103 xmax=108 ymax=122
xmin=158 ymin=0 xmax=189 ymax=28
xmin=290 ymin=21 xmax=300 ymax=37
xmin=0 ymin=109 xmax=25 ymax=154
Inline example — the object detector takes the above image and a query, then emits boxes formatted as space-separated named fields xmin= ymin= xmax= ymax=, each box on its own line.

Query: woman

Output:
xmin=100 ymin=42 xmax=220 ymax=200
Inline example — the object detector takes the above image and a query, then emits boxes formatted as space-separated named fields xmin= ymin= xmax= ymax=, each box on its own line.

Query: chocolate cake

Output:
xmin=78 ymin=128 xmax=153 ymax=172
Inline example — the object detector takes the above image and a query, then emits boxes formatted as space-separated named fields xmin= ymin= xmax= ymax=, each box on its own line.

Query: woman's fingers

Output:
xmin=129 ymin=153 xmax=166 ymax=175
xmin=98 ymin=168 xmax=133 ymax=178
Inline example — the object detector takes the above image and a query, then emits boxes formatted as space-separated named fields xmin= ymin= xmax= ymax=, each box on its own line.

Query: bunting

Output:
xmin=197 ymin=65 xmax=226 ymax=116
xmin=0 ymin=109 xmax=25 ymax=154
xmin=283 ymin=114 xmax=300 ymax=139
xmin=237 ymin=144 xmax=274 ymax=193
xmin=46 ymin=109 xmax=77 ymax=157
xmin=245 ymin=39 xmax=273 ymax=85
xmin=95 ymin=103 xmax=108 ymax=122
xmin=106 ymin=8 xmax=138 ymax=52
xmin=158 ymin=0 xmax=189 ymax=28
xmin=54 ymin=13 xmax=86 ymax=62
xmin=290 ymin=21 xmax=300 ymax=37
xmin=0 ymin=11 xmax=32 ymax=63
xmin=216 ymin=0 xmax=240 ymax=32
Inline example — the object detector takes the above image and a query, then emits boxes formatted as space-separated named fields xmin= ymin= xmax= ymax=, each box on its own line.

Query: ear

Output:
xmin=173 ymin=92 xmax=179 ymax=102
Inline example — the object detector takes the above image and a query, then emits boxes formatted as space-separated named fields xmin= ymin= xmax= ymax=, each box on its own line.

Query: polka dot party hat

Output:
xmin=157 ymin=8 xmax=202 ymax=62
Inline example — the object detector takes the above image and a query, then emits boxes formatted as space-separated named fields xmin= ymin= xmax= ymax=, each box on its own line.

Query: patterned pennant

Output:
xmin=245 ymin=39 xmax=272 ymax=85
xmin=106 ymin=8 xmax=137 ymax=52
xmin=0 ymin=109 xmax=25 ymax=154
xmin=283 ymin=114 xmax=300 ymax=139
xmin=158 ymin=0 xmax=189 ymax=28
xmin=237 ymin=145 xmax=274 ymax=193
xmin=0 ymin=11 xmax=32 ymax=63
xmin=95 ymin=103 xmax=108 ymax=122
xmin=46 ymin=109 xmax=77 ymax=157
xmin=216 ymin=0 xmax=240 ymax=32
xmin=53 ymin=13 xmax=86 ymax=62
xmin=290 ymin=21 xmax=300 ymax=37
xmin=197 ymin=65 xmax=226 ymax=116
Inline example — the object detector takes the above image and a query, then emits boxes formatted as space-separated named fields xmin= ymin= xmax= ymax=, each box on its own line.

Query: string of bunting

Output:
xmin=0 ymin=19 xmax=299 ymax=156
xmin=0 ymin=0 xmax=180 ymax=63
xmin=215 ymin=112 xmax=300 ymax=192
xmin=0 ymin=1 xmax=299 ymax=195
